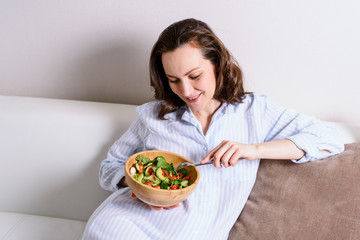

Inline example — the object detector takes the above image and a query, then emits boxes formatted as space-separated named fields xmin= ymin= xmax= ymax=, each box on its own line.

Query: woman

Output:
xmin=82 ymin=18 xmax=344 ymax=239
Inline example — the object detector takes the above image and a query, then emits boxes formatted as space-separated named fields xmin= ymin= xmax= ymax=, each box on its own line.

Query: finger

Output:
xmin=212 ymin=141 xmax=232 ymax=168
xmin=229 ymin=151 xmax=242 ymax=166
xmin=165 ymin=203 xmax=181 ymax=209
xmin=149 ymin=205 xmax=164 ymax=210
xmin=221 ymin=151 xmax=232 ymax=168
xmin=224 ymin=144 xmax=244 ymax=167
xmin=131 ymin=192 xmax=136 ymax=199
xmin=201 ymin=144 xmax=222 ymax=164
xmin=229 ymin=157 xmax=239 ymax=166
xmin=203 ymin=141 xmax=226 ymax=167
xmin=200 ymin=155 xmax=211 ymax=164
xmin=212 ymin=150 xmax=224 ymax=168
xmin=221 ymin=148 xmax=236 ymax=168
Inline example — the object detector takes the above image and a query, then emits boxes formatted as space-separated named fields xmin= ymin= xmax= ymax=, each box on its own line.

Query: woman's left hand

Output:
xmin=200 ymin=140 xmax=258 ymax=168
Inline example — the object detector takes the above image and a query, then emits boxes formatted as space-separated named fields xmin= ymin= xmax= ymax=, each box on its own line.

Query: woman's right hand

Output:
xmin=201 ymin=140 xmax=258 ymax=168
xmin=131 ymin=192 xmax=181 ymax=210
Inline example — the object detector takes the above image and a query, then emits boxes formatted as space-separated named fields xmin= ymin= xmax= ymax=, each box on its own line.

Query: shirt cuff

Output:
xmin=111 ymin=166 xmax=125 ymax=191
xmin=287 ymin=134 xmax=320 ymax=163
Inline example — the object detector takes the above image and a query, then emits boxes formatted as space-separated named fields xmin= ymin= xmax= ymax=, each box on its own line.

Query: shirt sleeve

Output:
xmin=261 ymin=96 xmax=344 ymax=163
xmin=99 ymin=118 xmax=146 ymax=192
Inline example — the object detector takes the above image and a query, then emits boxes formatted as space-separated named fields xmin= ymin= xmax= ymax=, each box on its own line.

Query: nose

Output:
xmin=179 ymin=79 xmax=193 ymax=96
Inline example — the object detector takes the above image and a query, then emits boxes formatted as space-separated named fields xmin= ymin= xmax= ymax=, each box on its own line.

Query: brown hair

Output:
xmin=150 ymin=18 xmax=248 ymax=119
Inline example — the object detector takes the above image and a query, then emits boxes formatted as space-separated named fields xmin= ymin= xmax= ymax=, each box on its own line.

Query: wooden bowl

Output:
xmin=124 ymin=150 xmax=200 ymax=207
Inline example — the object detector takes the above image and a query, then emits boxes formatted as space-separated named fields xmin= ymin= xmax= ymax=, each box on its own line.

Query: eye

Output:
xmin=190 ymin=74 xmax=200 ymax=80
xmin=168 ymin=78 xmax=179 ymax=83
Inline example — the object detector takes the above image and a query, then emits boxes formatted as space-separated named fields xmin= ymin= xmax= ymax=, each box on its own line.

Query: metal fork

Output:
xmin=175 ymin=161 xmax=213 ymax=171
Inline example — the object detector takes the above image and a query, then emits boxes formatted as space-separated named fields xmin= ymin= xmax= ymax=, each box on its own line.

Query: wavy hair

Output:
xmin=150 ymin=18 xmax=248 ymax=119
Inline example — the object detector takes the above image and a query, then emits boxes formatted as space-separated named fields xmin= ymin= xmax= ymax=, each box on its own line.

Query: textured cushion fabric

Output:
xmin=228 ymin=143 xmax=360 ymax=240
xmin=0 ymin=212 xmax=86 ymax=240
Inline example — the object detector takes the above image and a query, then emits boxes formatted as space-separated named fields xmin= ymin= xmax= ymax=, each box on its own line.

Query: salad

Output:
xmin=129 ymin=154 xmax=191 ymax=190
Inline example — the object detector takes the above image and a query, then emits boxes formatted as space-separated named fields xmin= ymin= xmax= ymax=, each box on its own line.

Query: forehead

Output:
xmin=161 ymin=44 xmax=207 ymax=75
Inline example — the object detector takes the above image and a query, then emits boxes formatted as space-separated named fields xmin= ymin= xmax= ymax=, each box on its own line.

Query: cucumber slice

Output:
xmin=144 ymin=161 xmax=154 ymax=168
xmin=180 ymin=180 xmax=188 ymax=188
xmin=135 ymin=163 xmax=140 ymax=172
xmin=137 ymin=173 xmax=144 ymax=183
xmin=142 ymin=174 xmax=161 ymax=186
xmin=170 ymin=163 xmax=178 ymax=177
xmin=143 ymin=175 xmax=154 ymax=182
xmin=152 ymin=176 xmax=161 ymax=186
xmin=155 ymin=167 xmax=166 ymax=181
xmin=144 ymin=166 xmax=153 ymax=176
xmin=163 ymin=177 xmax=170 ymax=184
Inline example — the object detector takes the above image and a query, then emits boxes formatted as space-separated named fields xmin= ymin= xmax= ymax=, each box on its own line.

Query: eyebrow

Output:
xmin=166 ymin=67 xmax=200 ymax=78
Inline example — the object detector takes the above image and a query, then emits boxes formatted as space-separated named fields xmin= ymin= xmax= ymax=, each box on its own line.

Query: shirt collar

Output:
xmin=179 ymin=102 xmax=228 ymax=125
xmin=165 ymin=102 xmax=229 ymax=123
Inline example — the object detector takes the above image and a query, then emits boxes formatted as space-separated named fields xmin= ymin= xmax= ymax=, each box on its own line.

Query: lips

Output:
xmin=187 ymin=93 xmax=201 ymax=103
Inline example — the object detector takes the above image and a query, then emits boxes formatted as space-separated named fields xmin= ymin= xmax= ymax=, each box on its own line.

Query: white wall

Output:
xmin=1 ymin=0 xmax=359 ymax=124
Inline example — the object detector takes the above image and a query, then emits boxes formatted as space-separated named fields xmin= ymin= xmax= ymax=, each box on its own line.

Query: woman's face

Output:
xmin=161 ymin=44 xmax=220 ymax=116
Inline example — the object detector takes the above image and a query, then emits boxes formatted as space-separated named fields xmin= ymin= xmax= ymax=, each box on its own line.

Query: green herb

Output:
xmin=135 ymin=154 xmax=151 ymax=165
xmin=177 ymin=168 xmax=189 ymax=176
xmin=171 ymin=180 xmax=181 ymax=186
xmin=156 ymin=156 xmax=171 ymax=169
xmin=160 ymin=182 xmax=168 ymax=189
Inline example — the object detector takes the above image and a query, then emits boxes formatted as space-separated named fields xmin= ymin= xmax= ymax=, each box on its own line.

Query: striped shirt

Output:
xmin=82 ymin=94 xmax=344 ymax=240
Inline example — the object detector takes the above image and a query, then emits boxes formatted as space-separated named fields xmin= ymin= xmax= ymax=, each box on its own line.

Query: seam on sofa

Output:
xmin=2 ymin=215 xmax=27 ymax=240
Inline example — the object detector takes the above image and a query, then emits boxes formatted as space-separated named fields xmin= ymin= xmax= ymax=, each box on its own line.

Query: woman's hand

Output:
xmin=201 ymin=139 xmax=307 ymax=168
xmin=131 ymin=192 xmax=181 ymax=210
xmin=201 ymin=140 xmax=258 ymax=168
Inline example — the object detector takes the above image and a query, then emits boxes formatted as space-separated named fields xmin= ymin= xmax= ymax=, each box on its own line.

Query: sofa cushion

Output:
xmin=228 ymin=143 xmax=360 ymax=240
xmin=0 ymin=212 xmax=86 ymax=240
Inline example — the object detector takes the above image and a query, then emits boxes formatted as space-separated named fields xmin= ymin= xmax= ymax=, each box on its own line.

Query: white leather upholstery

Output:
xmin=0 ymin=95 xmax=358 ymax=239
xmin=327 ymin=121 xmax=360 ymax=143
xmin=0 ymin=212 xmax=85 ymax=240
xmin=0 ymin=96 xmax=137 ymax=221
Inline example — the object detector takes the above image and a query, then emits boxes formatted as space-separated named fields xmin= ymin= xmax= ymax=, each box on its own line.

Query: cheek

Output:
xmin=210 ymin=76 xmax=217 ymax=91
xmin=202 ymin=76 xmax=217 ymax=93
xmin=169 ymin=84 xmax=180 ymax=96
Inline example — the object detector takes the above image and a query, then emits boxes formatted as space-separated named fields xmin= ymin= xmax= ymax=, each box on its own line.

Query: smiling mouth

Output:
xmin=187 ymin=93 xmax=201 ymax=103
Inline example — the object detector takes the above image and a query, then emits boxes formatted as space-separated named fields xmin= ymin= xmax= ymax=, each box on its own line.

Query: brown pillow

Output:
xmin=228 ymin=143 xmax=360 ymax=240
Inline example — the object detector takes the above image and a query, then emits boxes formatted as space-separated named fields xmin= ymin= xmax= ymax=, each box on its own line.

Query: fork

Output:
xmin=175 ymin=161 xmax=213 ymax=171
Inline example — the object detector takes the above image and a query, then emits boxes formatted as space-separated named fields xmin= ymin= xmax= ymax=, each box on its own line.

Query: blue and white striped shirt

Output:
xmin=82 ymin=94 xmax=344 ymax=240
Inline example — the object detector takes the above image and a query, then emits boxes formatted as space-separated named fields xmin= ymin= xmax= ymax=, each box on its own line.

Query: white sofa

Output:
xmin=1 ymin=95 xmax=359 ymax=240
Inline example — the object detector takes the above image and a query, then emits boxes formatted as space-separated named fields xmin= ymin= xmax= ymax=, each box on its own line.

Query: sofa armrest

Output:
xmin=0 ymin=96 xmax=137 ymax=221
xmin=228 ymin=143 xmax=360 ymax=239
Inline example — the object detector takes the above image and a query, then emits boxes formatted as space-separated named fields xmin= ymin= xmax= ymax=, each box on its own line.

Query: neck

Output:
xmin=193 ymin=100 xmax=222 ymax=135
